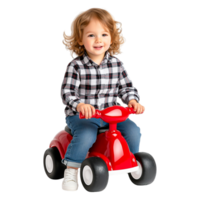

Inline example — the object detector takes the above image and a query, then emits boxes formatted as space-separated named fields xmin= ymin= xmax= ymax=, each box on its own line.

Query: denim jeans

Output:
xmin=61 ymin=115 xmax=141 ymax=168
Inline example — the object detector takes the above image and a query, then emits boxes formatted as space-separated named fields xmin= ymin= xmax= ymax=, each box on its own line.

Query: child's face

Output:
xmin=78 ymin=18 xmax=112 ymax=63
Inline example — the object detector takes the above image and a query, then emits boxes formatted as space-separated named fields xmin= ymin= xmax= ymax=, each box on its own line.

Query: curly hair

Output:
xmin=62 ymin=8 xmax=125 ymax=58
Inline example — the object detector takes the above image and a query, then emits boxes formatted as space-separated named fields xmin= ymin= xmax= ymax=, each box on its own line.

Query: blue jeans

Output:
xmin=61 ymin=115 xmax=141 ymax=168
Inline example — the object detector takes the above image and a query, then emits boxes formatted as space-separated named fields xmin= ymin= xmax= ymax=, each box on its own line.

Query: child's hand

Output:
xmin=128 ymin=99 xmax=145 ymax=114
xmin=76 ymin=103 xmax=96 ymax=119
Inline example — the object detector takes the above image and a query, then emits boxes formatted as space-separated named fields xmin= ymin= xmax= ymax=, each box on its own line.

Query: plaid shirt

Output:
xmin=61 ymin=50 xmax=140 ymax=117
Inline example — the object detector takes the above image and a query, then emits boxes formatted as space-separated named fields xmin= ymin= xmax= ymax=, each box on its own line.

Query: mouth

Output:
xmin=94 ymin=46 xmax=103 ymax=50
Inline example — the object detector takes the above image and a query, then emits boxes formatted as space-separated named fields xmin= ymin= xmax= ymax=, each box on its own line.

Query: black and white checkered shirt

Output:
xmin=61 ymin=50 xmax=140 ymax=117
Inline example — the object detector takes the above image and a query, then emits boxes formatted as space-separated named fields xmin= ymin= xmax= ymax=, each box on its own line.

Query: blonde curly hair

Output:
xmin=63 ymin=8 xmax=125 ymax=58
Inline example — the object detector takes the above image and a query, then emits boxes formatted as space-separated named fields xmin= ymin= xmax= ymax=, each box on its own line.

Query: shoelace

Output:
xmin=64 ymin=169 xmax=77 ymax=183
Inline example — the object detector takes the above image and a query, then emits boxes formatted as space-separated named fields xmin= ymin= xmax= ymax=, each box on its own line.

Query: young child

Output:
xmin=61 ymin=8 xmax=145 ymax=191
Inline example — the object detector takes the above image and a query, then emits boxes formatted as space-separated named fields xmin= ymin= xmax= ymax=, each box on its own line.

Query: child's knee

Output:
xmin=132 ymin=121 xmax=143 ymax=137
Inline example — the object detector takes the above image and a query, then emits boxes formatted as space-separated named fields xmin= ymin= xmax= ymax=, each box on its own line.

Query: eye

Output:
xmin=88 ymin=34 xmax=108 ymax=37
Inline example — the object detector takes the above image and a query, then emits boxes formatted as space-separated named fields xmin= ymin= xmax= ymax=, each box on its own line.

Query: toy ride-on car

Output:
xmin=43 ymin=106 xmax=157 ymax=192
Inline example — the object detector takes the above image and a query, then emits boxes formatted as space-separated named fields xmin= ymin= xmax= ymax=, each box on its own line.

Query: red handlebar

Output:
xmin=79 ymin=106 xmax=137 ymax=123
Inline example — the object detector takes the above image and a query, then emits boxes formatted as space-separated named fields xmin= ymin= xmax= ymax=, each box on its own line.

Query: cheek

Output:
xmin=85 ymin=39 xmax=93 ymax=48
xmin=106 ymin=37 xmax=111 ymax=44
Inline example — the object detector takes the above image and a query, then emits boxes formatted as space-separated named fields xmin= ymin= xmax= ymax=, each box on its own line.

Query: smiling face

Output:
xmin=78 ymin=18 xmax=112 ymax=65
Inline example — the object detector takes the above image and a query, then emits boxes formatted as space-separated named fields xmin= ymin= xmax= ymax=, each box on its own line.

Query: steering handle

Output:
xmin=79 ymin=106 xmax=137 ymax=123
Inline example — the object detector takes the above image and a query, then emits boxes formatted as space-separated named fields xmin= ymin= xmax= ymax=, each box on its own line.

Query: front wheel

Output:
xmin=80 ymin=157 xmax=109 ymax=192
xmin=128 ymin=152 xmax=156 ymax=185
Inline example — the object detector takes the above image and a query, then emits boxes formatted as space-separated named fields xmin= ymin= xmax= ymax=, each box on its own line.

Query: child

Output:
xmin=61 ymin=8 xmax=145 ymax=191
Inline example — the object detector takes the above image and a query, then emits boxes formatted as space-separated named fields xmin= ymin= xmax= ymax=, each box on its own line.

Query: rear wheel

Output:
xmin=43 ymin=147 xmax=66 ymax=179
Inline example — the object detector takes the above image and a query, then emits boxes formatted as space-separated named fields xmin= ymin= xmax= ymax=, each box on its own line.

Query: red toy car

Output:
xmin=43 ymin=106 xmax=156 ymax=192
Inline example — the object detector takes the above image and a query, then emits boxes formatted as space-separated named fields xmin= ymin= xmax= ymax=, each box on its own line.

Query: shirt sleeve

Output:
xmin=118 ymin=61 xmax=140 ymax=104
xmin=61 ymin=62 xmax=83 ymax=112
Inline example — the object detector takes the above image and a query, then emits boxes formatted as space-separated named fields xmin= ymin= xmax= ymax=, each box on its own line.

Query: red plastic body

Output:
xmin=50 ymin=106 xmax=138 ymax=171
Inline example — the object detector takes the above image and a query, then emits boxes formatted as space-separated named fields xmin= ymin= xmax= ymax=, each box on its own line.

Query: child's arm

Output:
xmin=118 ymin=61 xmax=140 ymax=104
xmin=61 ymin=62 xmax=83 ymax=112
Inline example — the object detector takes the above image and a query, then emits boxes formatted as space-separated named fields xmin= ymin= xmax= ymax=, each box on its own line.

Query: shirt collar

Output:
xmin=82 ymin=49 xmax=110 ymax=66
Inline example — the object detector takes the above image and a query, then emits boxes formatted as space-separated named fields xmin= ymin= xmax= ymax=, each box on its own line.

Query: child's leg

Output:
xmin=113 ymin=118 xmax=141 ymax=154
xmin=61 ymin=115 xmax=101 ymax=168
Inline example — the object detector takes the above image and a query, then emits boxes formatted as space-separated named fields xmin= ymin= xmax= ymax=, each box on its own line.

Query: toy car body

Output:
xmin=47 ymin=122 xmax=138 ymax=176
xmin=44 ymin=106 xmax=156 ymax=192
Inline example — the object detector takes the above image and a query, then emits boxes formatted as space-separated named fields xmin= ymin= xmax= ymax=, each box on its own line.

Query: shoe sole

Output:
xmin=60 ymin=182 xmax=80 ymax=192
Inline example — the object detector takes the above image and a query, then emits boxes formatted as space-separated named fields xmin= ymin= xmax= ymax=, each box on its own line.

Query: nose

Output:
xmin=96 ymin=35 xmax=102 ymax=43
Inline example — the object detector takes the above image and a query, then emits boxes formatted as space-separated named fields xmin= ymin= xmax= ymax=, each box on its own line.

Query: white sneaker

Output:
xmin=62 ymin=168 xmax=78 ymax=191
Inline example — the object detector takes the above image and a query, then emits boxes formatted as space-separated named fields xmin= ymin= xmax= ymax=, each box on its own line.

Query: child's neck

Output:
xmin=88 ymin=52 xmax=105 ymax=65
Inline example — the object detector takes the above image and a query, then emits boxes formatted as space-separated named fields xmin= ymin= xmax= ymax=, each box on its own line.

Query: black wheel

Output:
xmin=43 ymin=147 xmax=66 ymax=179
xmin=128 ymin=152 xmax=156 ymax=185
xmin=80 ymin=157 xmax=109 ymax=192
